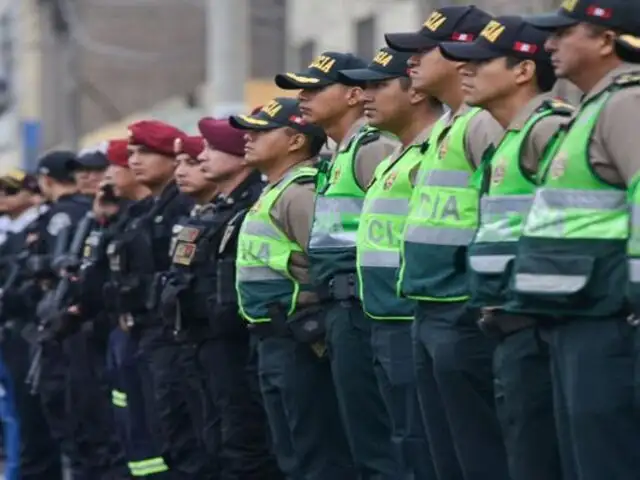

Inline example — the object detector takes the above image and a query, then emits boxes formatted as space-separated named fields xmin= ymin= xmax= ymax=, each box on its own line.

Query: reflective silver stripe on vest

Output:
xmin=367 ymin=198 xmax=409 ymax=216
xmin=242 ymin=221 xmax=282 ymax=240
xmin=404 ymin=225 xmax=476 ymax=246
xmin=631 ymin=205 xmax=640 ymax=227
xmin=481 ymin=195 xmax=533 ymax=216
xmin=314 ymin=197 xmax=364 ymax=214
xmin=629 ymin=259 xmax=640 ymax=283
xmin=468 ymin=254 xmax=514 ymax=274
xmin=359 ymin=250 xmax=400 ymax=268
xmin=514 ymin=273 xmax=587 ymax=294
xmin=237 ymin=266 xmax=286 ymax=282
xmin=534 ymin=188 xmax=626 ymax=210
xmin=422 ymin=169 xmax=470 ymax=187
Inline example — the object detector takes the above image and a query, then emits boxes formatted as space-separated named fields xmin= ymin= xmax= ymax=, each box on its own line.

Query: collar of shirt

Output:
xmin=448 ymin=102 xmax=475 ymax=127
xmin=9 ymin=206 xmax=41 ymax=233
xmin=504 ymin=92 xmax=555 ymax=133
xmin=582 ymin=62 xmax=640 ymax=104
xmin=336 ymin=117 xmax=368 ymax=153
xmin=387 ymin=122 xmax=434 ymax=166
xmin=265 ymin=159 xmax=316 ymax=191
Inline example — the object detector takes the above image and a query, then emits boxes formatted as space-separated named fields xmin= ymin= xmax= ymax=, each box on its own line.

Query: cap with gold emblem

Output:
xmin=275 ymin=51 xmax=367 ymax=90
xmin=385 ymin=6 xmax=493 ymax=53
xmin=524 ymin=0 xmax=639 ymax=31
xmin=339 ymin=47 xmax=412 ymax=85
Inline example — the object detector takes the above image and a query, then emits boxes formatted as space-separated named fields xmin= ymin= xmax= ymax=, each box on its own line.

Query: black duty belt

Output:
xmin=478 ymin=310 xmax=536 ymax=337
xmin=317 ymin=273 xmax=359 ymax=302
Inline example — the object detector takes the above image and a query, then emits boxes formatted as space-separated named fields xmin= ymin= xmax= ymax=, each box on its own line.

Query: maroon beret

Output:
xmin=107 ymin=139 xmax=130 ymax=168
xmin=197 ymin=117 xmax=245 ymax=157
xmin=128 ymin=120 xmax=187 ymax=157
xmin=174 ymin=135 xmax=204 ymax=159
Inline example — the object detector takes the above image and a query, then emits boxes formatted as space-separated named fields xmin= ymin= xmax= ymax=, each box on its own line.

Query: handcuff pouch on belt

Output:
xmin=320 ymin=273 xmax=358 ymax=302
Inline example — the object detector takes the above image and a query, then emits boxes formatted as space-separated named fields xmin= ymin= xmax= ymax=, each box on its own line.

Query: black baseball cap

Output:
xmin=37 ymin=150 xmax=76 ymax=182
xmin=274 ymin=52 xmax=367 ymax=89
xmin=67 ymin=150 xmax=109 ymax=171
xmin=385 ymin=6 xmax=493 ymax=53
xmin=524 ymin=0 xmax=638 ymax=31
xmin=338 ymin=47 xmax=411 ymax=85
xmin=440 ymin=16 xmax=551 ymax=62
xmin=229 ymin=97 xmax=326 ymax=139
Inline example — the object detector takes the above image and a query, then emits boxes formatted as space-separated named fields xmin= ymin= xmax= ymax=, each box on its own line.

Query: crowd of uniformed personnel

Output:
xmin=0 ymin=0 xmax=638 ymax=479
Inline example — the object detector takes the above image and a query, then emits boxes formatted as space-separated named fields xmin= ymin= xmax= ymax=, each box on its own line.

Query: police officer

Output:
xmin=507 ymin=2 xmax=640 ymax=478
xmin=0 ymin=170 xmax=62 ymax=480
xmin=385 ymin=6 xmax=509 ymax=479
xmin=101 ymin=138 xmax=169 ymax=479
xmin=67 ymin=148 xmax=109 ymax=197
xmin=122 ymin=120 xmax=209 ymax=479
xmin=340 ymin=47 xmax=442 ymax=479
xmin=32 ymin=151 xmax=95 ymax=478
xmin=438 ymin=15 xmax=573 ymax=480
xmin=230 ymin=98 xmax=355 ymax=479
xmin=275 ymin=52 xmax=401 ymax=478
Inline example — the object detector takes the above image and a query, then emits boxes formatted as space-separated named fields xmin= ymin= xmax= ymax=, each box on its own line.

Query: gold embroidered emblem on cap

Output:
xmin=373 ymin=51 xmax=393 ymax=67
xmin=309 ymin=55 xmax=336 ymax=74
xmin=481 ymin=21 xmax=505 ymax=43
xmin=424 ymin=11 xmax=446 ymax=32
xmin=262 ymin=101 xmax=282 ymax=118
xmin=561 ymin=0 xmax=578 ymax=12
xmin=173 ymin=137 xmax=182 ymax=154
xmin=239 ymin=115 xmax=269 ymax=126
xmin=284 ymin=73 xmax=320 ymax=84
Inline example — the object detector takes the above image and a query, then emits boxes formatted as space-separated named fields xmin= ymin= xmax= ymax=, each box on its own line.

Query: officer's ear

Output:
xmin=346 ymin=85 xmax=363 ymax=107
xmin=286 ymin=129 xmax=306 ymax=154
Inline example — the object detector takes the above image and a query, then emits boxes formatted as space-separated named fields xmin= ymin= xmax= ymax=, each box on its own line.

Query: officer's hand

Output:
xmin=67 ymin=305 xmax=80 ymax=315
xmin=119 ymin=314 xmax=131 ymax=332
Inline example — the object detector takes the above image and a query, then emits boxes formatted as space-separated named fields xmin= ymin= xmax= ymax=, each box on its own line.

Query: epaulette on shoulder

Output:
xmin=293 ymin=173 xmax=317 ymax=185
xmin=613 ymin=71 xmax=640 ymax=87
xmin=358 ymin=128 xmax=382 ymax=146
xmin=542 ymin=98 xmax=574 ymax=116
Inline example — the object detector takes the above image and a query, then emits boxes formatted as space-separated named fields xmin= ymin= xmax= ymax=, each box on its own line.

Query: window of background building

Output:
xmin=250 ymin=0 xmax=287 ymax=77
xmin=355 ymin=16 xmax=376 ymax=61
xmin=298 ymin=40 xmax=315 ymax=70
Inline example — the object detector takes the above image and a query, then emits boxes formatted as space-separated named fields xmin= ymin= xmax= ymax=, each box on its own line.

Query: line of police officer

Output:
xmin=0 ymin=0 xmax=640 ymax=478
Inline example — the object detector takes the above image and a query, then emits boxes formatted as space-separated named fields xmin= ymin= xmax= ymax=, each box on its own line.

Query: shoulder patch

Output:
xmin=293 ymin=174 xmax=316 ymax=185
xmin=613 ymin=71 xmax=640 ymax=87
xmin=358 ymin=130 xmax=381 ymax=147
xmin=47 ymin=212 xmax=71 ymax=236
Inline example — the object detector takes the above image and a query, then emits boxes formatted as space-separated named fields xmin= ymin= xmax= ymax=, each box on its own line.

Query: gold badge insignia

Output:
xmin=438 ymin=137 xmax=449 ymax=159
xmin=491 ymin=157 xmax=507 ymax=185
xmin=331 ymin=166 xmax=342 ymax=183
xmin=549 ymin=152 xmax=567 ymax=180
xmin=384 ymin=171 xmax=398 ymax=190
xmin=174 ymin=137 xmax=182 ymax=155
xmin=173 ymin=242 xmax=197 ymax=266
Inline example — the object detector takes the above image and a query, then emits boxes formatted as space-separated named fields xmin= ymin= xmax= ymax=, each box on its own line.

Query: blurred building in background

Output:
xmin=2 ymin=0 xmax=568 ymax=173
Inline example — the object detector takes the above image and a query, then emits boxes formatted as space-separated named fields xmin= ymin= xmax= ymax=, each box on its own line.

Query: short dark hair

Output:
xmin=505 ymin=55 xmax=556 ymax=93
xmin=284 ymin=126 xmax=326 ymax=158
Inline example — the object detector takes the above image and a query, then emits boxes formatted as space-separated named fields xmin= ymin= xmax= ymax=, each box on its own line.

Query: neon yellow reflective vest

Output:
xmin=399 ymin=108 xmax=481 ymax=301
xmin=509 ymin=80 xmax=633 ymax=318
xmin=356 ymin=141 xmax=426 ymax=319
xmin=308 ymin=126 xmax=382 ymax=285
xmin=236 ymin=165 xmax=317 ymax=323
xmin=468 ymin=100 xmax=572 ymax=308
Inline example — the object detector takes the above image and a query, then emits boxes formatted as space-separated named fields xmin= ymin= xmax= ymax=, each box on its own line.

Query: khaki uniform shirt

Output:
xmin=497 ymin=92 xmax=571 ymax=177
xmin=334 ymin=117 xmax=399 ymax=190
xmin=577 ymin=63 xmax=640 ymax=186
xmin=268 ymin=159 xmax=317 ymax=303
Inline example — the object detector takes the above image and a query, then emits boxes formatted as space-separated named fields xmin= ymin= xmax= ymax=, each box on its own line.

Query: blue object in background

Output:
xmin=0 ymin=347 xmax=20 ymax=480
xmin=21 ymin=119 xmax=42 ymax=172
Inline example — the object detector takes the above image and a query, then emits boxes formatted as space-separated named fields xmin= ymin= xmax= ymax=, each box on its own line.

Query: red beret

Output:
xmin=197 ymin=118 xmax=245 ymax=157
xmin=107 ymin=139 xmax=129 ymax=168
xmin=174 ymin=136 xmax=204 ymax=159
xmin=128 ymin=120 xmax=186 ymax=157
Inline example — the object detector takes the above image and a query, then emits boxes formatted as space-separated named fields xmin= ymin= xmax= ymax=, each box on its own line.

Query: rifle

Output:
xmin=26 ymin=212 xmax=95 ymax=394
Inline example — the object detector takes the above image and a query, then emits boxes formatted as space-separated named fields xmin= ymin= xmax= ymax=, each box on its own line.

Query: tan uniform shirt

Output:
xmin=496 ymin=92 xmax=571 ymax=177
xmin=577 ymin=63 xmax=640 ymax=186
xmin=461 ymin=105 xmax=504 ymax=168
xmin=268 ymin=159 xmax=317 ymax=302
xmin=334 ymin=117 xmax=399 ymax=190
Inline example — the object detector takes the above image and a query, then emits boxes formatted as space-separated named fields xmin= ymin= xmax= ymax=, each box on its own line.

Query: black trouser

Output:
xmin=197 ymin=335 xmax=283 ymax=480
xmin=1 ymin=322 xmax=62 ymax=480
xmin=64 ymin=328 xmax=129 ymax=479
xmin=137 ymin=325 xmax=220 ymax=479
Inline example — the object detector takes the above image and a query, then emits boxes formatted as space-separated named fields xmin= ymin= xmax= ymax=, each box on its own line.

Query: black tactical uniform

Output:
xmin=0 ymin=205 xmax=63 ymax=480
xmin=161 ymin=172 xmax=283 ymax=480
xmin=107 ymin=182 xmax=217 ymax=478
